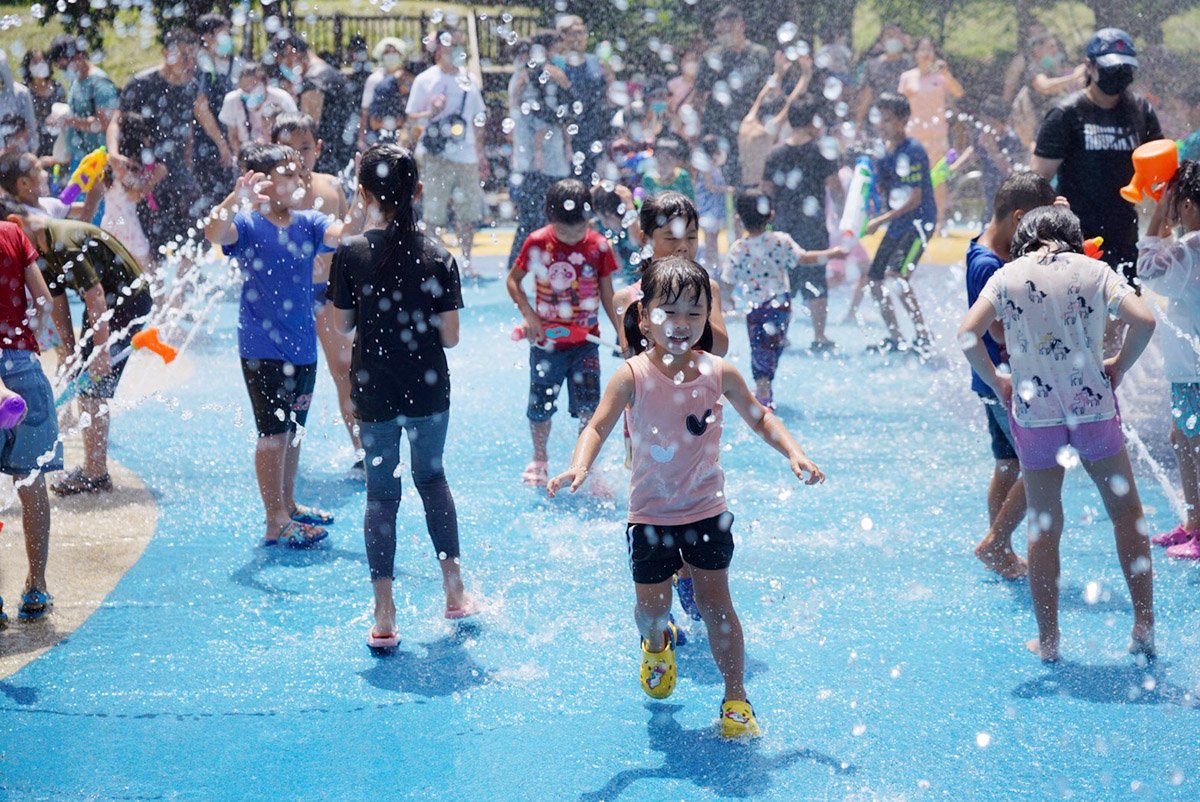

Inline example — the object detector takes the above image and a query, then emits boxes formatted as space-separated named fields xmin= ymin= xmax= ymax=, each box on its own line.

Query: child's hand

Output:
xmin=828 ymin=246 xmax=851 ymax=260
xmin=547 ymin=466 xmax=588 ymax=496
xmin=234 ymin=170 xmax=269 ymax=206
xmin=521 ymin=311 xmax=545 ymax=343
xmin=1104 ymin=357 xmax=1126 ymax=389
xmin=993 ymin=374 xmax=1013 ymax=406
xmin=864 ymin=216 xmax=884 ymax=236
xmin=790 ymin=454 xmax=825 ymax=485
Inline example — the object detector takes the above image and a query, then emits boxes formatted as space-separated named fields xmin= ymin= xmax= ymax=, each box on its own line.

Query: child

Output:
xmin=0 ymin=216 xmax=63 ymax=623
xmin=507 ymin=178 xmax=621 ymax=486
xmin=959 ymin=205 xmax=1156 ymax=662
xmin=548 ymin=256 xmax=824 ymax=738
xmin=1137 ymin=160 xmax=1200 ymax=558
xmin=762 ymin=97 xmax=848 ymax=350
xmin=590 ymin=182 xmax=641 ymax=287
xmin=693 ymin=135 xmax=731 ymax=277
xmin=330 ymin=142 xmax=473 ymax=649
xmin=965 ymin=172 xmax=1056 ymax=580
xmin=270 ymin=113 xmax=359 ymax=474
xmin=723 ymin=190 xmax=846 ymax=407
xmin=203 ymin=143 xmax=356 ymax=546
xmin=1 ymin=202 xmax=153 ymax=496
xmin=0 ymin=151 xmax=104 ymax=223
xmin=641 ymin=137 xmax=694 ymax=200
xmin=864 ymin=93 xmax=935 ymax=356
xmin=101 ymin=112 xmax=165 ymax=276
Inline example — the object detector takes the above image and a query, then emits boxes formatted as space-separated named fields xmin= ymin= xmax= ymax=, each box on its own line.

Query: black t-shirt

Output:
xmin=330 ymin=230 xmax=464 ymax=421
xmin=763 ymin=140 xmax=839 ymax=250
xmin=1034 ymin=91 xmax=1162 ymax=260
xmin=696 ymin=42 xmax=773 ymax=140
xmin=304 ymin=61 xmax=355 ymax=172
xmin=120 ymin=67 xmax=200 ymax=182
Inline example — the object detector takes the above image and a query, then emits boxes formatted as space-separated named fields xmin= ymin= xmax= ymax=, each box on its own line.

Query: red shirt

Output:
xmin=513 ymin=226 xmax=617 ymax=347
xmin=0 ymin=222 xmax=41 ymax=353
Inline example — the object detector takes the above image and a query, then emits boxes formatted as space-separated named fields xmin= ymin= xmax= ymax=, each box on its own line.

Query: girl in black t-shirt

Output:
xmin=330 ymin=142 xmax=472 ymax=651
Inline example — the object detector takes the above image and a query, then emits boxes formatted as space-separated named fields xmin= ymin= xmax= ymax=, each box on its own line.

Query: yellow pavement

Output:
xmin=462 ymin=227 xmax=974 ymax=266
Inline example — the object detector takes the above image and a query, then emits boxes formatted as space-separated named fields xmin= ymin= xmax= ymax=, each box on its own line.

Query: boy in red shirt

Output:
xmin=506 ymin=179 xmax=621 ymax=486
xmin=0 ymin=219 xmax=63 ymax=625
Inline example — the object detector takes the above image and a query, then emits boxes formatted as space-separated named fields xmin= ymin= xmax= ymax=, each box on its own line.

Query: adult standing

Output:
xmin=19 ymin=50 xmax=64 ymax=161
xmin=0 ymin=52 xmax=39 ymax=156
xmin=358 ymin=37 xmax=413 ymax=150
xmin=405 ymin=28 xmax=488 ymax=275
xmin=47 ymin=36 xmax=118 ymax=171
xmin=691 ymin=7 xmax=773 ymax=189
xmin=555 ymin=15 xmax=609 ymax=179
xmin=854 ymin=24 xmax=915 ymax=129
xmin=1010 ymin=33 xmax=1087 ymax=149
xmin=108 ymin=28 xmax=206 ymax=259
xmin=1032 ymin=28 xmax=1163 ymax=281
xmin=898 ymin=38 xmax=964 ymax=225
xmin=193 ymin=14 xmax=241 ymax=207
xmin=271 ymin=34 xmax=355 ymax=174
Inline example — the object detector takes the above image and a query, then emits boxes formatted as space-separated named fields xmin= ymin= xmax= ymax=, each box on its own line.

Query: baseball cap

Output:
xmin=1086 ymin=28 xmax=1138 ymax=68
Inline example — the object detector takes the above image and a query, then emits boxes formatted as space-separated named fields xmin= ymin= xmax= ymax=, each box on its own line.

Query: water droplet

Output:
xmin=776 ymin=22 xmax=799 ymax=45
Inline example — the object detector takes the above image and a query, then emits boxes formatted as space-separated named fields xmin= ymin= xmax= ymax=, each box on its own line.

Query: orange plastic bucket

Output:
xmin=1121 ymin=140 xmax=1179 ymax=203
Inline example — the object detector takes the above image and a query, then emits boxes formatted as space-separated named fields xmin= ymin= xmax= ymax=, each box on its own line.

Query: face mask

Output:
xmin=66 ymin=65 xmax=79 ymax=82
xmin=216 ymin=33 xmax=234 ymax=57
xmin=884 ymin=38 xmax=904 ymax=55
xmin=30 ymin=63 xmax=50 ymax=79
xmin=383 ymin=52 xmax=402 ymax=70
xmin=1040 ymin=55 xmax=1060 ymax=72
xmin=650 ymin=100 xmax=668 ymax=114
xmin=280 ymin=64 xmax=300 ymax=83
xmin=242 ymin=89 xmax=267 ymax=108
xmin=716 ymin=33 xmax=735 ymax=49
xmin=551 ymin=54 xmax=567 ymax=69
xmin=1095 ymin=65 xmax=1134 ymax=96
xmin=450 ymin=47 xmax=467 ymax=66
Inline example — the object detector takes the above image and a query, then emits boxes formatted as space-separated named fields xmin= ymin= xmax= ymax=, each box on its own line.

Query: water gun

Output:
xmin=1083 ymin=237 xmax=1104 ymax=261
xmin=838 ymin=156 xmax=874 ymax=238
xmin=55 ymin=327 xmax=178 ymax=408
xmin=57 ymin=146 xmax=108 ymax=205
xmin=931 ymin=148 xmax=959 ymax=188
xmin=1121 ymin=140 xmax=1178 ymax=204
xmin=0 ymin=395 xmax=26 ymax=429
xmin=511 ymin=322 xmax=615 ymax=350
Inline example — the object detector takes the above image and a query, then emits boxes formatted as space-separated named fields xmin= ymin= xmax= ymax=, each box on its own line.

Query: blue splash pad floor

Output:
xmin=1 ymin=257 xmax=1198 ymax=800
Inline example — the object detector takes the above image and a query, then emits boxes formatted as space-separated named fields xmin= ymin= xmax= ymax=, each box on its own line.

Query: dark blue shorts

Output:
xmin=0 ymin=350 xmax=63 ymax=476
xmin=983 ymin=398 xmax=1018 ymax=462
xmin=527 ymin=342 xmax=600 ymax=422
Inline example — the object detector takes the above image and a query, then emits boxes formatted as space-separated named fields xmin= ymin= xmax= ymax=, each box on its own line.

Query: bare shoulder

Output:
xmin=310 ymin=172 xmax=346 ymax=213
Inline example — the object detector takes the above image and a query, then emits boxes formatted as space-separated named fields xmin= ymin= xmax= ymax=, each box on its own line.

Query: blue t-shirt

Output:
xmin=875 ymin=137 xmax=937 ymax=241
xmin=228 ymin=209 xmax=332 ymax=363
xmin=965 ymin=236 xmax=1005 ymax=399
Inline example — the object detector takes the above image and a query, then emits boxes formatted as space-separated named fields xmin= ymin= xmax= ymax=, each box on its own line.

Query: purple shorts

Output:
xmin=1008 ymin=408 xmax=1125 ymax=470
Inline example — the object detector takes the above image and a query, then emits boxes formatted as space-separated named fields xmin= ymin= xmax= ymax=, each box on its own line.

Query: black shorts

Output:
xmin=78 ymin=289 xmax=153 ymax=400
xmin=868 ymin=229 xmax=927 ymax=281
xmin=789 ymin=262 xmax=828 ymax=301
xmin=626 ymin=512 xmax=736 ymax=585
xmin=240 ymin=358 xmax=317 ymax=437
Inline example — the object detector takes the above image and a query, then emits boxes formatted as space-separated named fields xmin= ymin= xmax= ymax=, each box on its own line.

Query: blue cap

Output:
xmin=1086 ymin=28 xmax=1138 ymax=69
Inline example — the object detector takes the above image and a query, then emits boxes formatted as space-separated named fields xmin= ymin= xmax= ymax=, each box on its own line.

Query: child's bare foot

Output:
xmin=1026 ymin=637 xmax=1059 ymax=663
xmin=974 ymin=540 xmax=1028 ymax=579
xmin=1128 ymin=624 xmax=1156 ymax=659
xmin=374 ymin=600 xmax=396 ymax=637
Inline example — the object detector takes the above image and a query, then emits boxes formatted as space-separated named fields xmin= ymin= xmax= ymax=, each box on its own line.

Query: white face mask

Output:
xmin=884 ymin=38 xmax=904 ymax=55
xmin=30 ymin=63 xmax=50 ymax=79
xmin=383 ymin=52 xmax=402 ymax=70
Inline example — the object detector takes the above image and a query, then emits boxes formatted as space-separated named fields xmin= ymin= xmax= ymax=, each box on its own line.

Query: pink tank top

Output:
xmin=626 ymin=351 xmax=728 ymax=526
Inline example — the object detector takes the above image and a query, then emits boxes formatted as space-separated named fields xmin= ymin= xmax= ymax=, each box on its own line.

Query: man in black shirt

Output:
xmin=1032 ymin=28 xmax=1162 ymax=281
xmin=272 ymin=34 xmax=355 ymax=174
xmin=691 ymin=6 xmax=772 ymax=188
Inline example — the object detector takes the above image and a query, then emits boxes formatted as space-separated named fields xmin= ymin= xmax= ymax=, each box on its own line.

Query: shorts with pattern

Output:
xmin=527 ymin=342 xmax=600 ymax=422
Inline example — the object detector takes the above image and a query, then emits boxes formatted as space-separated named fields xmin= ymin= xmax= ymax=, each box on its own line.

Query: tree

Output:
xmin=47 ymin=0 xmax=236 ymax=51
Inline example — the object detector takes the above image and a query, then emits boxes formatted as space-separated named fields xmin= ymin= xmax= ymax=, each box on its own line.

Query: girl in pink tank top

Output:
xmin=548 ymin=257 xmax=824 ymax=739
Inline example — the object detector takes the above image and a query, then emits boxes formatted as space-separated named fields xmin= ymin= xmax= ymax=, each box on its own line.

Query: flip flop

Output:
xmin=445 ymin=597 xmax=481 ymax=620
xmin=260 ymin=520 xmax=328 ymax=549
xmin=291 ymin=504 xmax=334 ymax=526
xmin=368 ymin=628 xmax=400 ymax=653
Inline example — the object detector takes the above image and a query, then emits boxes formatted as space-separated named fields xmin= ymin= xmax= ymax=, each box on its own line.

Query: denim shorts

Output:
xmin=1171 ymin=382 xmax=1200 ymax=437
xmin=527 ymin=342 xmax=601 ymax=422
xmin=0 ymin=349 xmax=64 ymax=476
xmin=983 ymin=398 xmax=1018 ymax=461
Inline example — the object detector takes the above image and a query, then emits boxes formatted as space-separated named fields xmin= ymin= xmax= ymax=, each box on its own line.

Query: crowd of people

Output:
xmin=0 ymin=8 xmax=1199 ymax=740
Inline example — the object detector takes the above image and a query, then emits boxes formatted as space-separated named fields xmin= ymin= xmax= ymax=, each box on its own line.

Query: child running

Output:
xmin=1137 ymin=160 xmax=1200 ymax=559
xmin=506 ymin=178 xmax=621 ymax=487
xmin=270 ymin=113 xmax=359 ymax=475
xmin=959 ymin=205 xmax=1156 ymax=662
xmin=723 ymin=189 xmax=846 ymax=408
xmin=330 ymin=142 xmax=473 ymax=650
xmin=548 ymin=256 xmax=824 ymax=738
xmin=204 ymin=143 xmax=358 ymax=547
xmin=0 ymin=216 xmax=62 ymax=624
xmin=864 ymin=93 xmax=935 ymax=356
xmin=965 ymin=172 xmax=1057 ymax=579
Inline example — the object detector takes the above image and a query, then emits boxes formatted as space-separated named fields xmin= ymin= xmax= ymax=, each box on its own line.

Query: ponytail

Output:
xmin=357 ymin=141 xmax=421 ymax=275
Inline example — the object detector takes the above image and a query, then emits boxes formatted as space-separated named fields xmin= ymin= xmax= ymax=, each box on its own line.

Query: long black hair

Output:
xmin=1011 ymin=205 xmax=1084 ymax=260
xmin=357 ymin=140 xmax=421 ymax=273
xmin=1169 ymin=159 xmax=1200 ymax=227
xmin=627 ymin=256 xmax=713 ymax=355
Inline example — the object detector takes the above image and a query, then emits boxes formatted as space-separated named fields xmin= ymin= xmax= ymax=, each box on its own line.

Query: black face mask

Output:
xmin=1094 ymin=65 xmax=1134 ymax=96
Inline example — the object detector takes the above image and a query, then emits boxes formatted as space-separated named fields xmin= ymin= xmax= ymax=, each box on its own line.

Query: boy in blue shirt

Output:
xmin=204 ymin=143 xmax=358 ymax=548
xmin=966 ymin=172 xmax=1056 ymax=580
xmin=864 ymin=93 xmax=937 ymax=356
